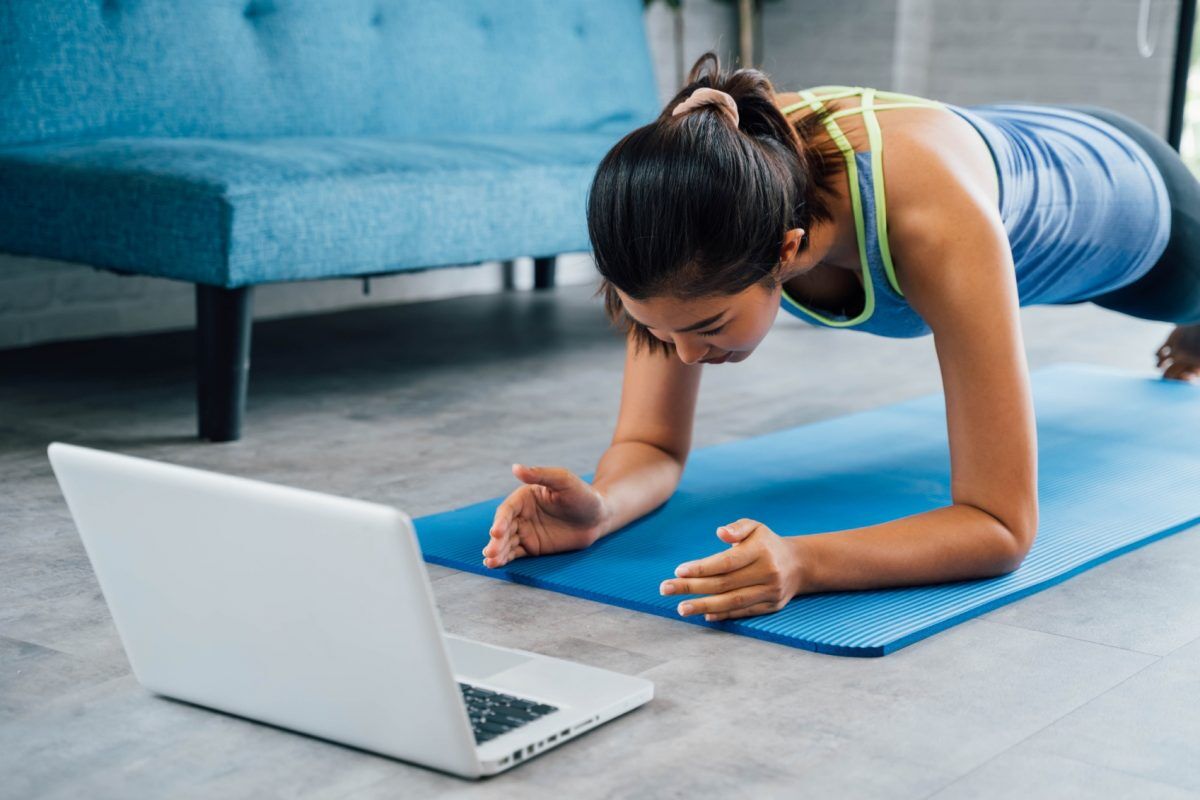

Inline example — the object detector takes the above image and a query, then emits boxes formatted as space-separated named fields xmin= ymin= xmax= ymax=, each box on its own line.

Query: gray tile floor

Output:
xmin=2 ymin=282 xmax=1197 ymax=799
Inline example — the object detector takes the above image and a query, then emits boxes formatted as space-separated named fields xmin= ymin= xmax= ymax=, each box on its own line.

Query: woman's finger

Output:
xmin=715 ymin=518 xmax=760 ymax=544
xmin=490 ymin=505 xmax=513 ymax=539
xmin=483 ymin=521 xmax=515 ymax=558
xmin=484 ymin=529 xmax=510 ymax=558
xmin=660 ymin=564 xmax=763 ymax=597
xmin=500 ymin=529 xmax=524 ymax=561
xmin=674 ymin=539 xmax=758 ymax=579
xmin=704 ymin=601 xmax=783 ymax=622
xmin=483 ymin=531 xmax=513 ymax=565
xmin=486 ymin=489 xmax=532 ymax=559
xmin=483 ymin=517 xmax=517 ymax=563
xmin=675 ymin=585 xmax=777 ymax=617
xmin=513 ymin=463 xmax=576 ymax=492
xmin=490 ymin=491 xmax=527 ymax=539
xmin=487 ymin=539 xmax=528 ymax=569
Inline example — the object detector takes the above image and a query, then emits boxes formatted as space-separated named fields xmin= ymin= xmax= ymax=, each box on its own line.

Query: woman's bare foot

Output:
xmin=1156 ymin=324 xmax=1200 ymax=381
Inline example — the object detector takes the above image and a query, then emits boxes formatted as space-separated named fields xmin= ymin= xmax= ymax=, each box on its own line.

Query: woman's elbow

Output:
xmin=1003 ymin=503 xmax=1041 ymax=573
xmin=995 ymin=502 xmax=1039 ymax=574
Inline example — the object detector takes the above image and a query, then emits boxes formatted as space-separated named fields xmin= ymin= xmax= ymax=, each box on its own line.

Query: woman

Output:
xmin=480 ymin=52 xmax=1200 ymax=622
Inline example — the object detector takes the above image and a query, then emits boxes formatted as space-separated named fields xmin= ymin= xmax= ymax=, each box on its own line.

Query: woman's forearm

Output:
xmin=590 ymin=441 xmax=684 ymax=538
xmin=798 ymin=503 xmax=1032 ymax=593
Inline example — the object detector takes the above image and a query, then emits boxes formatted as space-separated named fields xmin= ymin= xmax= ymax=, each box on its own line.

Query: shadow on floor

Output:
xmin=0 ymin=285 xmax=624 ymax=446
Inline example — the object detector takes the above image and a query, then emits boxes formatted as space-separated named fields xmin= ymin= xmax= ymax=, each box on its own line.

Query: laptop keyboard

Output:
xmin=458 ymin=683 xmax=558 ymax=744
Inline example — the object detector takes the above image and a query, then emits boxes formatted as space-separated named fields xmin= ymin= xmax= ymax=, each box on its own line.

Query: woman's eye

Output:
xmin=638 ymin=324 xmax=672 ymax=343
xmin=698 ymin=326 xmax=725 ymax=338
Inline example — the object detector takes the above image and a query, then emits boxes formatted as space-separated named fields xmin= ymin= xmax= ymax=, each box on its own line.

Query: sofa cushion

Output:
xmin=0 ymin=0 xmax=658 ymax=146
xmin=0 ymin=128 xmax=634 ymax=287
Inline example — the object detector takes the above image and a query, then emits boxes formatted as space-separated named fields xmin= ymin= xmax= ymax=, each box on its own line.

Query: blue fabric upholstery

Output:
xmin=0 ymin=0 xmax=658 ymax=286
xmin=0 ymin=131 xmax=633 ymax=286
xmin=0 ymin=0 xmax=656 ymax=144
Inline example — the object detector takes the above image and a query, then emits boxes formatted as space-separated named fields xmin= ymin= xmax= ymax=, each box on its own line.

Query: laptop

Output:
xmin=47 ymin=442 xmax=653 ymax=779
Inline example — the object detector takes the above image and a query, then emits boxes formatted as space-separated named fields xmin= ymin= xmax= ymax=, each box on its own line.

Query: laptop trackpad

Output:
xmin=444 ymin=635 xmax=534 ymax=680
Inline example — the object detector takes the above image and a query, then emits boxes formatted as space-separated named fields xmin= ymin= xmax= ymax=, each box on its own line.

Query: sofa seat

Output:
xmin=0 ymin=127 xmax=631 ymax=288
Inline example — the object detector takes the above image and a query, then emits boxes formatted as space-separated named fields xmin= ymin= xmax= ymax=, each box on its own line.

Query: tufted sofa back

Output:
xmin=0 ymin=0 xmax=660 ymax=147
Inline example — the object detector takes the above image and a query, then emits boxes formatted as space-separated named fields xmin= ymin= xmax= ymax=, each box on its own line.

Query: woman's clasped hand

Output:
xmin=660 ymin=519 xmax=806 ymax=622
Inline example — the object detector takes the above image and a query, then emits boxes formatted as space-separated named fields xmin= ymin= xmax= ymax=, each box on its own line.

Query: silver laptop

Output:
xmin=47 ymin=442 xmax=653 ymax=779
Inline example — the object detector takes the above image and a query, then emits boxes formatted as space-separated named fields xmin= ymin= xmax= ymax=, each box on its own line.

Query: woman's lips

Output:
xmin=702 ymin=352 xmax=731 ymax=364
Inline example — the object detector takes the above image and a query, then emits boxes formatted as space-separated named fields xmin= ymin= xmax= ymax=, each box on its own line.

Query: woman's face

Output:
xmin=613 ymin=227 xmax=808 ymax=366
xmin=617 ymin=281 xmax=782 ymax=365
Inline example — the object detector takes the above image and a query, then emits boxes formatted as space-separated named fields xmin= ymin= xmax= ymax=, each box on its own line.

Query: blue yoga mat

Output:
xmin=414 ymin=365 xmax=1200 ymax=656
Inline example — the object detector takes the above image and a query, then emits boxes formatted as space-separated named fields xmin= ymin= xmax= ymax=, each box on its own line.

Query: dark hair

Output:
xmin=587 ymin=51 xmax=844 ymax=356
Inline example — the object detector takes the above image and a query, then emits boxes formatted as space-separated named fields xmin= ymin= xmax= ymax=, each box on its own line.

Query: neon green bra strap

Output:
xmin=779 ymin=87 xmax=876 ymax=326
xmin=859 ymin=87 xmax=904 ymax=297
xmin=778 ymin=85 xmax=948 ymax=305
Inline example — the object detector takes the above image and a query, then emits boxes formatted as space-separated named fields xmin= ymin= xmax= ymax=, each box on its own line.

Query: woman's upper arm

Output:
xmin=611 ymin=334 xmax=703 ymax=465
xmin=887 ymin=131 xmax=1040 ymax=549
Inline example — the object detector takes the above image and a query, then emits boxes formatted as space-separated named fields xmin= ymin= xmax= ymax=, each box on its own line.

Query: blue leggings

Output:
xmin=1056 ymin=104 xmax=1200 ymax=326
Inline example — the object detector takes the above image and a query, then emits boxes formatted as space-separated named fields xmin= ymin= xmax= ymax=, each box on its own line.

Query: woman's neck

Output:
xmin=780 ymin=185 xmax=866 ymax=316
xmin=814 ymin=183 xmax=861 ymax=269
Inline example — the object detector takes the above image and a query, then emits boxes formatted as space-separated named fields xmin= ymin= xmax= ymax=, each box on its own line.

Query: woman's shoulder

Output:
xmin=773 ymin=90 xmax=807 ymax=112
xmin=774 ymin=87 xmax=962 ymax=151
xmin=880 ymin=107 xmax=1000 ymax=216
xmin=772 ymin=86 xmax=996 ymax=204
xmin=881 ymin=114 xmax=1009 ymax=300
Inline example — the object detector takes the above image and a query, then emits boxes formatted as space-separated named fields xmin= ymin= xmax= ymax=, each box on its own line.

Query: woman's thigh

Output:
xmin=1057 ymin=103 xmax=1200 ymax=325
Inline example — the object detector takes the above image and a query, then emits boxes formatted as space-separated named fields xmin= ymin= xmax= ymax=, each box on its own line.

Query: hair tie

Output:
xmin=672 ymin=87 xmax=739 ymax=128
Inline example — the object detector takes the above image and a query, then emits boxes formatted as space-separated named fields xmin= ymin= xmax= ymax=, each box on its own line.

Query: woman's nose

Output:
xmin=674 ymin=338 xmax=708 ymax=365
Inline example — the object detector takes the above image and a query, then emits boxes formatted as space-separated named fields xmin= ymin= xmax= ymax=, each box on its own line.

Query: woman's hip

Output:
xmin=1057 ymin=103 xmax=1200 ymax=325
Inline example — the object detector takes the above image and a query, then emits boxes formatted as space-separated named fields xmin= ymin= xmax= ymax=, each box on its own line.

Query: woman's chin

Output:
xmin=698 ymin=347 xmax=754 ymax=365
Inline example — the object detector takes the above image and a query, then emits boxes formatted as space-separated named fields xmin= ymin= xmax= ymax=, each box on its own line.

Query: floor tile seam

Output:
xmin=1159 ymin=630 xmax=1200 ymax=659
xmin=0 ymin=625 xmax=122 ymax=665
xmin=921 ymin=745 xmax=1197 ymax=799
xmin=916 ymin=652 xmax=1166 ymax=800
xmin=1017 ymin=630 xmax=1199 ymax=791
xmin=0 ymin=632 xmax=73 ymax=658
xmin=1035 ymin=750 xmax=1200 ymax=795
xmin=980 ymin=617 xmax=1165 ymax=658
xmin=0 ymin=667 xmax=134 ymax=730
xmin=1056 ymin=755 xmax=1200 ymax=797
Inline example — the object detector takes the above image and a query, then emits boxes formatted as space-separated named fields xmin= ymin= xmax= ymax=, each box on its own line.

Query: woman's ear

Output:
xmin=780 ymin=227 xmax=807 ymax=265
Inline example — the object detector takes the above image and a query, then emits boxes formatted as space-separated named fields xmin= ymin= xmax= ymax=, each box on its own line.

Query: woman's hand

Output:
xmin=482 ymin=463 xmax=612 ymax=569
xmin=659 ymin=518 xmax=806 ymax=621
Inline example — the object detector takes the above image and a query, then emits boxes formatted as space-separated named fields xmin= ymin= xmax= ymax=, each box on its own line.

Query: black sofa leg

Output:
xmin=196 ymin=285 xmax=254 ymax=442
xmin=533 ymin=256 xmax=556 ymax=289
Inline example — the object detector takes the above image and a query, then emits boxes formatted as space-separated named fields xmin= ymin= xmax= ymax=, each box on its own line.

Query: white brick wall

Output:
xmin=760 ymin=0 xmax=903 ymax=91
xmin=644 ymin=0 xmax=739 ymax=102
xmin=762 ymin=0 xmax=1181 ymax=135
xmin=910 ymin=0 xmax=1179 ymax=132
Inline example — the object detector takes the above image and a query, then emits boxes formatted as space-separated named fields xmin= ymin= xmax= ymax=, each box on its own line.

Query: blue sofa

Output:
xmin=0 ymin=0 xmax=659 ymax=440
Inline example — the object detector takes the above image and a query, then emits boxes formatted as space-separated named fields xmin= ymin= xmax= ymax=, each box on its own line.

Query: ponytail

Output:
xmin=587 ymin=51 xmax=844 ymax=356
